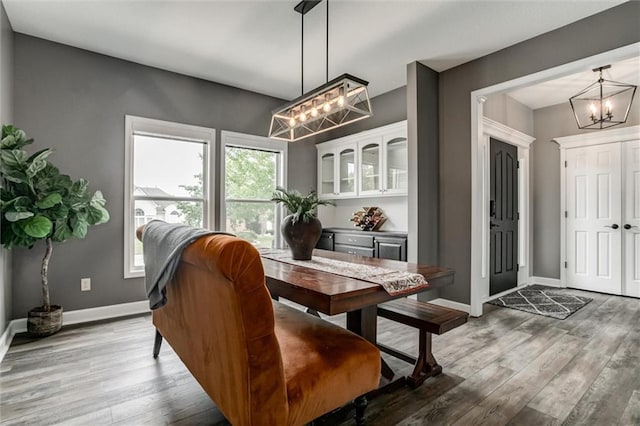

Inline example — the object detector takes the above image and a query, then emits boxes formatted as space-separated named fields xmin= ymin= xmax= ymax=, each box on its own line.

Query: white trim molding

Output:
xmin=529 ymin=276 xmax=563 ymax=288
xmin=0 ymin=301 xmax=150 ymax=363
xmin=470 ymin=42 xmax=640 ymax=317
xmin=428 ymin=298 xmax=472 ymax=315
xmin=470 ymin=117 xmax=534 ymax=317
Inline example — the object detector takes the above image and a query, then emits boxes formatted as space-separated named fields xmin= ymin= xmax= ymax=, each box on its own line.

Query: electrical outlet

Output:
xmin=81 ymin=278 xmax=91 ymax=291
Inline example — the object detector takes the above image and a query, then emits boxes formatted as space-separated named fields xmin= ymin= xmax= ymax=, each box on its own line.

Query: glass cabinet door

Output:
xmin=339 ymin=148 xmax=356 ymax=195
xmin=360 ymin=141 xmax=380 ymax=194
xmin=385 ymin=137 xmax=408 ymax=193
xmin=319 ymin=152 xmax=335 ymax=196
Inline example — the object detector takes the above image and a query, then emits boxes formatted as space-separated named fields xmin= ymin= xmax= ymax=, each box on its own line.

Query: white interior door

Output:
xmin=566 ymin=143 xmax=622 ymax=294
xmin=623 ymin=140 xmax=640 ymax=297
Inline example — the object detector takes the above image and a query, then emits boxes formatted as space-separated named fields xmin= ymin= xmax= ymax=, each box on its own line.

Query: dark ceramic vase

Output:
xmin=281 ymin=215 xmax=322 ymax=260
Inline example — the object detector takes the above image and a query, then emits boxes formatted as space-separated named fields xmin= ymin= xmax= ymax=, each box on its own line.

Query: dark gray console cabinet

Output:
xmin=316 ymin=228 xmax=408 ymax=262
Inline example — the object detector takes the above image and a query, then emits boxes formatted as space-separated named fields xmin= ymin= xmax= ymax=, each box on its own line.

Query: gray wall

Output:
xmin=438 ymin=1 xmax=640 ymax=304
xmin=285 ymin=86 xmax=407 ymax=194
xmin=11 ymin=34 xmax=286 ymax=318
xmin=484 ymin=93 xmax=534 ymax=136
xmin=0 ymin=3 xmax=14 ymax=334
xmin=532 ymin=95 xmax=640 ymax=279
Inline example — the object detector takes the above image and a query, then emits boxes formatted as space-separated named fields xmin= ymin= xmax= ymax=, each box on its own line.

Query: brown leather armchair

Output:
xmin=139 ymin=230 xmax=381 ymax=425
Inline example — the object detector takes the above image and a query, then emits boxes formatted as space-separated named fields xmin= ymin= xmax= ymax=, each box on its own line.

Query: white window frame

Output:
xmin=220 ymin=131 xmax=288 ymax=248
xmin=124 ymin=115 xmax=216 ymax=278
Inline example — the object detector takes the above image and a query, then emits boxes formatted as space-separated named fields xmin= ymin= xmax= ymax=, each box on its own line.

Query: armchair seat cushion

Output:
xmin=274 ymin=303 xmax=381 ymax=425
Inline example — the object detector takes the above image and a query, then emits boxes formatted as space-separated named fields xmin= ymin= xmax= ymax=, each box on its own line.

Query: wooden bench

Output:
xmin=377 ymin=298 xmax=469 ymax=388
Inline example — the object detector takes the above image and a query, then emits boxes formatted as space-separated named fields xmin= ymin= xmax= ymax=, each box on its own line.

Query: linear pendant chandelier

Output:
xmin=269 ymin=0 xmax=372 ymax=142
xmin=569 ymin=65 xmax=637 ymax=130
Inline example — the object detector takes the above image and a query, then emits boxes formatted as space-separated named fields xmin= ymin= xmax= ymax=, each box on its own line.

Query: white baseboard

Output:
xmin=0 ymin=300 xmax=150 ymax=363
xmin=529 ymin=276 xmax=563 ymax=288
xmin=428 ymin=298 xmax=472 ymax=314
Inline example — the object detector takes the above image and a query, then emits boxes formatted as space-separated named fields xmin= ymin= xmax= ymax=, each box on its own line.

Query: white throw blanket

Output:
xmin=142 ymin=220 xmax=231 ymax=309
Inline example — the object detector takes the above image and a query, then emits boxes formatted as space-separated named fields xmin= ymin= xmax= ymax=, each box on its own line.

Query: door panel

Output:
xmin=623 ymin=140 xmax=640 ymax=297
xmin=566 ymin=143 xmax=622 ymax=294
xmin=490 ymin=138 xmax=518 ymax=295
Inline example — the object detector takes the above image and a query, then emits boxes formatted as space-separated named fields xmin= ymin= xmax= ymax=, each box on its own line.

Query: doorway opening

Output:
xmin=469 ymin=42 xmax=640 ymax=317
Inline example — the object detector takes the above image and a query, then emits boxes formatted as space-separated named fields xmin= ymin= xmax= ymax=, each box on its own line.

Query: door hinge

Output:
xmin=564 ymin=161 xmax=568 ymax=168
xmin=517 ymin=264 xmax=520 ymax=271
xmin=517 ymin=160 xmax=520 ymax=169
xmin=565 ymin=211 xmax=568 ymax=218
xmin=517 ymin=212 xmax=520 ymax=220
xmin=564 ymin=261 xmax=568 ymax=268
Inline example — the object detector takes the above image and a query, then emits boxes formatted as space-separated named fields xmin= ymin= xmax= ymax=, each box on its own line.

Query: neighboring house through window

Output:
xmin=124 ymin=116 xmax=215 ymax=278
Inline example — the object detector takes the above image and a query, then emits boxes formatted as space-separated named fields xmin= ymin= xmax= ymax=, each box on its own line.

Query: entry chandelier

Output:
xmin=569 ymin=65 xmax=637 ymax=130
xmin=269 ymin=0 xmax=372 ymax=142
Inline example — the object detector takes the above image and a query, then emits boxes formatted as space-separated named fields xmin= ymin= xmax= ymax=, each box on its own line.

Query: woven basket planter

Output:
xmin=27 ymin=305 xmax=63 ymax=336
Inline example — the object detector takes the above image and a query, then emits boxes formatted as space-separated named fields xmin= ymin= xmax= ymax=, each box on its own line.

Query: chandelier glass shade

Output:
xmin=269 ymin=73 xmax=372 ymax=142
xmin=569 ymin=65 xmax=637 ymax=130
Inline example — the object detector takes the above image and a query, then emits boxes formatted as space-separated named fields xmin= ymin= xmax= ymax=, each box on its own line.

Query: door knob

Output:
xmin=490 ymin=223 xmax=499 ymax=229
xmin=604 ymin=224 xmax=619 ymax=229
xmin=624 ymin=224 xmax=632 ymax=230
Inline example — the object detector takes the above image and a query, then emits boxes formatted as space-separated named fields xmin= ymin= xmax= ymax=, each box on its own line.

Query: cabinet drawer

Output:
xmin=334 ymin=233 xmax=374 ymax=248
xmin=316 ymin=232 xmax=335 ymax=251
xmin=334 ymin=244 xmax=375 ymax=257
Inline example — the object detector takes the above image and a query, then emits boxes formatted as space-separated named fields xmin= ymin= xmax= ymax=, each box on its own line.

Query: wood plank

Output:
xmin=397 ymin=363 xmax=517 ymax=425
xmin=506 ymin=406 xmax=560 ymax=426
xmin=452 ymin=334 xmax=586 ymax=425
xmin=562 ymin=315 xmax=640 ymax=425
xmin=619 ymin=390 xmax=640 ymax=426
xmin=527 ymin=322 xmax=630 ymax=421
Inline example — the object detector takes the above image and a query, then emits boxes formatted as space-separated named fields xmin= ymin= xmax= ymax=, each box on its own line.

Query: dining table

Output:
xmin=261 ymin=248 xmax=455 ymax=350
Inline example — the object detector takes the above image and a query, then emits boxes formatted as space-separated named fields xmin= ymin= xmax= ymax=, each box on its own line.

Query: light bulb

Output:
xmin=589 ymin=103 xmax=597 ymax=115
xmin=300 ymin=111 xmax=307 ymax=122
xmin=605 ymin=99 xmax=612 ymax=113
xmin=337 ymin=96 xmax=345 ymax=107
xmin=289 ymin=115 xmax=296 ymax=127
xmin=310 ymin=100 xmax=319 ymax=117
xmin=323 ymin=102 xmax=331 ymax=112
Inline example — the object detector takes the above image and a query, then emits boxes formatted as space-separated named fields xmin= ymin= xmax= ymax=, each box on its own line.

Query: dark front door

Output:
xmin=490 ymin=138 xmax=518 ymax=295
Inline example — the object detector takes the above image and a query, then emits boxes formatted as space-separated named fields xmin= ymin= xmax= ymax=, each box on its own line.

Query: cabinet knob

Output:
xmin=624 ymin=224 xmax=633 ymax=230
xmin=604 ymin=224 xmax=619 ymax=229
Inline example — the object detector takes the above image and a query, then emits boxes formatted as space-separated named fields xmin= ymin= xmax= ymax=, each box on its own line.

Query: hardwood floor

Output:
xmin=1 ymin=289 xmax=638 ymax=425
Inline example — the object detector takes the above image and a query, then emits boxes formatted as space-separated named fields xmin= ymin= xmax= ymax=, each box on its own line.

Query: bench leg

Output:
xmin=354 ymin=395 xmax=367 ymax=426
xmin=153 ymin=329 xmax=163 ymax=359
xmin=406 ymin=331 xmax=442 ymax=388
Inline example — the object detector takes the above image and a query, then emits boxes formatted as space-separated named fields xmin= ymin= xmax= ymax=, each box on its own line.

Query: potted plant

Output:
xmin=0 ymin=125 xmax=110 ymax=336
xmin=271 ymin=187 xmax=334 ymax=260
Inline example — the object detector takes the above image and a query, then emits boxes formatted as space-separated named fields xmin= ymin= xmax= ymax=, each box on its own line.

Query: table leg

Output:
xmin=346 ymin=305 xmax=377 ymax=343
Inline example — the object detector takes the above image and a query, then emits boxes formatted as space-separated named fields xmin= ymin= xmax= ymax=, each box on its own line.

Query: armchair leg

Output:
xmin=153 ymin=329 xmax=163 ymax=359
xmin=354 ymin=395 xmax=367 ymax=426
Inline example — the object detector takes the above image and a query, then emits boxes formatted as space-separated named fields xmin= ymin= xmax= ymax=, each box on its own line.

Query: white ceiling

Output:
xmin=508 ymin=55 xmax=640 ymax=110
xmin=3 ymin=0 xmax=629 ymax=101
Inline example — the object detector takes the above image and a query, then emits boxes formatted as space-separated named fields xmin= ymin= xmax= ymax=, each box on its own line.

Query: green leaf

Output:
xmin=35 ymin=193 xmax=62 ymax=209
xmin=0 ymin=149 xmax=28 ymax=169
xmin=70 ymin=215 xmax=88 ymax=239
xmin=4 ymin=211 xmax=34 ymax=222
xmin=52 ymin=221 xmax=73 ymax=242
xmin=87 ymin=204 xmax=109 ymax=225
xmin=70 ymin=178 xmax=89 ymax=197
xmin=47 ymin=203 xmax=69 ymax=220
xmin=22 ymin=215 xmax=52 ymax=238
xmin=90 ymin=190 xmax=105 ymax=206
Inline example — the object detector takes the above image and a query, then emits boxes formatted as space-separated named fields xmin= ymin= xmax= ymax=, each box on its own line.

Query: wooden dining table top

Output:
xmin=261 ymin=249 xmax=455 ymax=316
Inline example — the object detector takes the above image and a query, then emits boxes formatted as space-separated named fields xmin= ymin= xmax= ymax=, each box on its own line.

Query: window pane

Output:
xmin=133 ymin=199 xmax=204 ymax=267
xmin=225 ymin=146 xmax=278 ymax=200
xmin=134 ymin=135 xmax=204 ymax=198
xmin=225 ymin=201 xmax=276 ymax=249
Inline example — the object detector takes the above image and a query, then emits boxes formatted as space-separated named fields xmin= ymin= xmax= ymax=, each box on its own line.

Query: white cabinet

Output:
xmin=317 ymin=121 xmax=407 ymax=199
xmin=317 ymin=141 xmax=358 ymax=199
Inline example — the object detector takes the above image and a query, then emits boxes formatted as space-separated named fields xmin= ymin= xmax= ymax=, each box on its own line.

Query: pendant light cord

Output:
xmin=326 ymin=0 xmax=329 ymax=83
xmin=301 ymin=12 xmax=304 ymax=96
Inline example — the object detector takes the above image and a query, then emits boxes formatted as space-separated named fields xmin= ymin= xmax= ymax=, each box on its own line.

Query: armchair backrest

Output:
xmin=151 ymin=234 xmax=289 ymax=425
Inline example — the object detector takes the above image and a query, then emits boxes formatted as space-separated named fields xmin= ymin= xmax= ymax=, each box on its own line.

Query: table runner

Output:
xmin=259 ymin=249 xmax=429 ymax=295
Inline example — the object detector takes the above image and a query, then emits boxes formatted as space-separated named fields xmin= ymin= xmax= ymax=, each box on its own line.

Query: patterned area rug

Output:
xmin=488 ymin=285 xmax=592 ymax=320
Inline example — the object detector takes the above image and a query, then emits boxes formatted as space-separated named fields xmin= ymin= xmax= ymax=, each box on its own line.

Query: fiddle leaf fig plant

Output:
xmin=0 ymin=125 xmax=110 ymax=311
